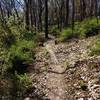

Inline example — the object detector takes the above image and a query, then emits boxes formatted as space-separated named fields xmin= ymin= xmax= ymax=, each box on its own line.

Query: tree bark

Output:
xmin=72 ymin=0 xmax=75 ymax=33
xmin=45 ymin=0 xmax=49 ymax=38
xmin=65 ymin=0 xmax=69 ymax=27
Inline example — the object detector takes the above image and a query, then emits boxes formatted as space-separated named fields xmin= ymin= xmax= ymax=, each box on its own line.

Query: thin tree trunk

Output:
xmin=65 ymin=0 xmax=69 ymax=27
xmin=45 ymin=0 xmax=48 ymax=38
xmin=72 ymin=0 xmax=75 ymax=33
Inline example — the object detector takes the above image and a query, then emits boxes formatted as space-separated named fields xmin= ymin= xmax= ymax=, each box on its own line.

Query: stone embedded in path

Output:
xmin=24 ymin=97 xmax=30 ymax=100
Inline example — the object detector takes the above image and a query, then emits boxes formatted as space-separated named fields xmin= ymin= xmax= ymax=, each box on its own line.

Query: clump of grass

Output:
xmin=59 ymin=18 xmax=100 ymax=42
xmin=50 ymin=25 xmax=60 ymax=37
xmin=8 ymin=40 xmax=36 ymax=74
xmin=79 ymin=80 xmax=87 ymax=91
xmin=11 ymin=73 xmax=33 ymax=100
xmin=59 ymin=28 xmax=79 ymax=42
xmin=78 ymin=18 xmax=100 ymax=38
xmin=90 ymin=39 xmax=100 ymax=56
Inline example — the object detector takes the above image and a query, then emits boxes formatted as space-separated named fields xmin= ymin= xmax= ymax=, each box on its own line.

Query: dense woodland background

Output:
xmin=0 ymin=0 xmax=100 ymax=100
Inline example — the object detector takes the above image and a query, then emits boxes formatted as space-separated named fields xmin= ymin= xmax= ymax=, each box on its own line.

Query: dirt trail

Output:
xmin=32 ymin=36 xmax=100 ymax=100
xmin=45 ymin=40 xmax=66 ymax=100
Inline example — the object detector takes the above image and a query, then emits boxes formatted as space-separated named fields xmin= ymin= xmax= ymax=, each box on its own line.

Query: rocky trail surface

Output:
xmin=27 ymin=36 xmax=100 ymax=100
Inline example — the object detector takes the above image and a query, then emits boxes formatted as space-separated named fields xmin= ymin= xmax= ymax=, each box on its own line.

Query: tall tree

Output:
xmin=38 ymin=0 xmax=43 ymax=31
xmin=65 ymin=0 xmax=69 ymax=26
xmin=72 ymin=0 xmax=75 ymax=33
xmin=45 ymin=0 xmax=48 ymax=38
xmin=80 ymin=0 xmax=86 ymax=20
xmin=95 ymin=0 xmax=99 ymax=23
xmin=24 ymin=0 xmax=30 ymax=30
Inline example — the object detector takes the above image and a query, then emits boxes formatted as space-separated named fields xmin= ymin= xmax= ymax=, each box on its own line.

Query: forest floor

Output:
xmin=27 ymin=36 xmax=100 ymax=100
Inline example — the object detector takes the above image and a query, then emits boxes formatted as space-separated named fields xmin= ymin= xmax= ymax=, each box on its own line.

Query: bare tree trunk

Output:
xmin=80 ymin=0 xmax=86 ymax=20
xmin=90 ymin=0 xmax=94 ymax=17
xmin=38 ymin=0 xmax=43 ymax=31
xmin=65 ymin=0 xmax=69 ymax=27
xmin=45 ymin=0 xmax=48 ymax=38
xmin=24 ymin=0 xmax=30 ymax=30
xmin=59 ymin=0 xmax=64 ymax=31
xmin=72 ymin=0 xmax=75 ymax=33
xmin=95 ymin=0 xmax=98 ymax=23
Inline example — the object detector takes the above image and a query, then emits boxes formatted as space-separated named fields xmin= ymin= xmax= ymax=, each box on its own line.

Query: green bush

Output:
xmin=7 ymin=16 xmax=25 ymax=38
xmin=90 ymin=40 xmax=100 ymax=56
xmin=50 ymin=25 xmax=60 ymax=37
xmin=21 ymin=31 xmax=38 ymax=41
xmin=78 ymin=18 xmax=100 ymax=38
xmin=10 ymin=40 xmax=35 ymax=60
xmin=0 ymin=46 xmax=11 ymax=75
xmin=60 ymin=28 xmax=79 ymax=42
xmin=0 ymin=39 xmax=35 ymax=74
xmin=9 ymin=40 xmax=35 ymax=74
xmin=15 ymin=73 xmax=32 ymax=99
xmin=0 ymin=16 xmax=37 ymax=99
xmin=2 ymin=33 xmax=16 ymax=48
xmin=59 ymin=18 xmax=100 ymax=42
xmin=0 ymin=24 xmax=16 ymax=48
xmin=0 ymin=16 xmax=26 ymax=48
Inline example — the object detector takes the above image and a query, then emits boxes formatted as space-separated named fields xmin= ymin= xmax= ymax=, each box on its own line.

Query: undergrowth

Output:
xmin=90 ymin=39 xmax=100 ymax=56
xmin=59 ymin=18 xmax=100 ymax=42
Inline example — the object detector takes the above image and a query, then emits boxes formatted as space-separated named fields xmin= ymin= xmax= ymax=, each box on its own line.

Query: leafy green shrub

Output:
xmin=15 ymin=73 xmax=32 ymax=99
xmin=7 ymin=16 xmax=25 ymax=38
xmin=2 ymin=33 xmax=16 ymax=48
xmin=21 ymin=31 xmax=37 ymax=41
xmin=0 ymin=16 xmax=26 ymax=48
xmin=0 ymin=39 xmax=35 ymax=74
xmin=60 ymin=28 xmax=79 ymax=42
xmin=78 ymin=18 xmax=100 ymax=38
xmin=0 ymin=25 xmax=16 ymax=48
xmin=12 ymin=73 xmax=46 ymax=100
xmin=50 ymin=25 xmax=60 ymax=37
xmin=90 ymin=40 xmax=100 ymax=56
xmin=10 ymin=40 xmax=35 ymax=60
xmin=0 ymin=46 xmax=11 ymax=75
xmin=9 ymin=40 xmax=35 ymax=74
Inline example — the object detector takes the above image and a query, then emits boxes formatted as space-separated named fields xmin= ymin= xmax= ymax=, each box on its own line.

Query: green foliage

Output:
xmin=77 ymin=18 xmax=100 ymax=38
xmin=0 ymin=40 xmax=35 ymax=98
xmin=90 ymin=39 xmax=100 ymax=56
xmin=0 ymin=39 xmax=35 ymax=99
xmin=60 ymin=28 xmax=79 ymax=42
xmin=10 ymin=40 xmax=35 ymax=61
xmin=15 ymin=73 xmax=32 ymax=99
xmin=8 ymin=40 xmax=35 ymax=74
xmin=7 ymin=16 xmax=25 ymax=38
xmin=59 ymin=18 xmax=100 ymax=42
xmin=16 ymin=73 xmax=32 ymax=90
xmin=0 ymin=26 xmax=16 ymax=48
xmin=2 ymin=33 xmax=16 ymax=48
xmin=0 ymin=73 xmax=33 ymax=100
xmin=0 ymin=16 xmax=26 ymax=48
xmin=79 ymin=80 xmax=87 ymax=91
xmin=0 ymin=47 xmax=11 ymax=75
xmin=0 ymin=39 xmax=35 ymax=74
xmin=50 ymin=25 xmax=60 ymax=37
xmin=0 ymin=16 xmax=37 ymax=100
xmin=21 ymin=31 xmax=38 ymax=41
xmin=0 ymin=16 xmax=37 ymax=74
